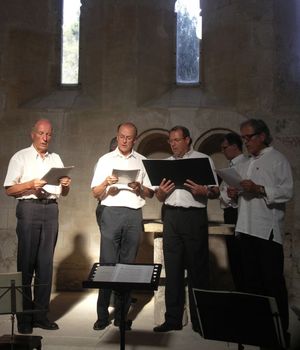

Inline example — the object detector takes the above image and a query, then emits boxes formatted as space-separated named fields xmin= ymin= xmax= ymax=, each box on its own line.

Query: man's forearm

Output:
xmin=5 ymin=182 xmax=33 ymax=197
xmin=92 ymin=179 xmax=110 ymax=199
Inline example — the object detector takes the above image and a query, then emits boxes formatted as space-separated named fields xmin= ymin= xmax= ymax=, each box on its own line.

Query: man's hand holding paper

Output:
xmin=106 ymin=175 xmax=119 ymax=186
xmin=128 ymin=181 xmax=142 ymax=196
xmin=59 ymin=176 xmax=71 ymax=187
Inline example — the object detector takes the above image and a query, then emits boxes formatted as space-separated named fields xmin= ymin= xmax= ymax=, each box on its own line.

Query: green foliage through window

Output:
xmin=61 ymin=0 xmax=81 ymax=84
xmin=175 ymin=0 xmax=202 ymax=84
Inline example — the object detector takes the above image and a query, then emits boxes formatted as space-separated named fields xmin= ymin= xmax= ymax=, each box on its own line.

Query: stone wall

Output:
xmin=0 ymin=0 xmax=299 ymax=308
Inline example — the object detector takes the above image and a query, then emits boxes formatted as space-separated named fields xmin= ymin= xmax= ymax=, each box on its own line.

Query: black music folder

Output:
xmin=193 ymin=289 xmax=286 ymax=349
xmin=142 ymin=158 xmax=217 ymax=187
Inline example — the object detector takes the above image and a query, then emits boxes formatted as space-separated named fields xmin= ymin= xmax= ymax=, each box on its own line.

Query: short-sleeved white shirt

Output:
xmin=91 ymin=148 xmax=152 ymax=209
xmin=4 ymin=145 xmax=64 ymax=199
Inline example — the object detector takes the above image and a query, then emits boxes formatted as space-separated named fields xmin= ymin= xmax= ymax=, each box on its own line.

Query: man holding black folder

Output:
xmin=153 ymin=125 xmax=219 ymax=333
xmin=3 ymin=119 xmax=71 ymax=334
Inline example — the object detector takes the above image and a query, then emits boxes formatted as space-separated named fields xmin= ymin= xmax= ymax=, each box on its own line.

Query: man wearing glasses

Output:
xmin=228 ymin=119 xmax=293 ymax=347
xmin=153 ymin=125 xmax=219 ymax=333
xmin=91 ymin=122 xmax=154 ymax=331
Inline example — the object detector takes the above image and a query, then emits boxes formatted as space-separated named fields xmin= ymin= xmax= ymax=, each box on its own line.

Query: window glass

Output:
xmin=175 ymin=0 xmax=202 ymax=84
xmin=61 ymin=0 xmax=81 ymax=84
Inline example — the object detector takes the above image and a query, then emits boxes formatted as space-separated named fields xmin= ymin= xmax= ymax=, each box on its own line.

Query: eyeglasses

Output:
xmin=241 ymin=133 xmax=259 ymax=142
xmin=167 ymin=137 xmax=186 ymax=144
xmin=118 ymin=135 xmax=134 ymax=142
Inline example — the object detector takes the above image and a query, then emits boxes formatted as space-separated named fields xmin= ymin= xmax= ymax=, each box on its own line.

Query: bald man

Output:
xmin=4 ymin=119 xmax=71 ymax=334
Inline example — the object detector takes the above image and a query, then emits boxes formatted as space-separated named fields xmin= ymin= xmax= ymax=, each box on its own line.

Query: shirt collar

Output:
xmin=231 ymin=153 xmax=245 ymax=166
xmin=251 ymin=146 xmax=273 ymax=159
xmin=30 ymin=144 xmax=50 ymax=159
xmin=173 ymin=147 xmax=194 ymax=159
xmin=112 ymin=147 xmax=137 ymax=159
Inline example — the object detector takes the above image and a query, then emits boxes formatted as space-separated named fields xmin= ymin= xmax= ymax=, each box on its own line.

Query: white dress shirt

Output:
xmin=164 ymin=148 xmax=218 ymax=208
xmin=4 ymin=145 xmax=64 ymax=199
xmin=91 ymin=148 xmax=152 ymax=209
xmin=235 ymin=146 xmax=293 ymax=244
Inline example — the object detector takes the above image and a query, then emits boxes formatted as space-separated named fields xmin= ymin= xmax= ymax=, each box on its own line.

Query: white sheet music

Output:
xmin=216 ymin=167 xmax=242 ymax=189
xmin=112 ymin=169 xmax=140 ymax=184
xmin=93 ymin=264 xmax=154 ymax=283
xmin=42 ymin=166 xmax=74 ymax=185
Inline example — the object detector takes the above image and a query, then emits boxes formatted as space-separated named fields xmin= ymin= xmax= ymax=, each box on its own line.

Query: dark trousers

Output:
xmin=239 ymin=233 xmax=289 ymax=332
xmin=163 ymin=205 xmax=209 ymax=327
xmin=223 ymin=207 xmax=243 ymax=290
xmin=16 ymin=200 xmax=58 ymax=325
xmin=96 ymin=205 xmax=142 ymax=322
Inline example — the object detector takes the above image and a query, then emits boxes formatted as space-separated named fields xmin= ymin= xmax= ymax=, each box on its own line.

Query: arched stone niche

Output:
xmin=136 ymin=129 xmax=171 ymax=221
xmin=194 ymin=128 xmax=235 ymax=222
xmin=136 ymin=128 xmax=171 ymax=160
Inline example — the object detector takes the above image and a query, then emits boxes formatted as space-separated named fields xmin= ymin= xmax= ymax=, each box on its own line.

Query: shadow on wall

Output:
xmin=50 ymin=233 xmax=92 ymax=320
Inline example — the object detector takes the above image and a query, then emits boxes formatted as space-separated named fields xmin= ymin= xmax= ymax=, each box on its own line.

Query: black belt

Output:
xmin=19 ymin=198 xmax=57 ymax=204
xmin=164 ymin=205 xmax=206 ymax=211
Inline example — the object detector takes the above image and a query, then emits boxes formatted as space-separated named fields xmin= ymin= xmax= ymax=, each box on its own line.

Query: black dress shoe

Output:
xmin=17 ymin=323 xmax=33 ymax=334
xmin=153 ymin=322 xmax=182 ymax=332
xmin=93 ymin=319 xmax=110 ymax=330
xmin=114 ymin=319 xmax=132 ymax=331
xmin=33 ymin=319 xmax=59 ymax=330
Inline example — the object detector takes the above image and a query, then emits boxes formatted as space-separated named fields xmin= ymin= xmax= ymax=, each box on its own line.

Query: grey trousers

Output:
xmin=96 ymin=205 xmax=143 ymax=322
xmin=16 ymin=200 xmax=58 ymax=324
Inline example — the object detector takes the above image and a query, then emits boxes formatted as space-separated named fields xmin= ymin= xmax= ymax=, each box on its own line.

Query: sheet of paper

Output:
xmin=216 ymin=167 xmax=242 ymax=189
xmin=42 ymin=166 xmax=74 ymax=185
xmin=93 ymin=264 xmax=154 ymax=283
xmin=112 ymin=169 xmax=140 ymax=184
xmin=93 ymin=265 xmax=116 ymax=282
xmin=113 ymin=264 xmax=154 ymax=283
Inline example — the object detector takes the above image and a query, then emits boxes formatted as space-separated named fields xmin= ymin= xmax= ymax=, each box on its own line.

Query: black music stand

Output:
xmin=83 ymin=263 xmax=162 ymax=350
xmin=193 ymin=288 xmax=286 ymax=349
xmin=0 ymin=273 xmax=43 ymax=349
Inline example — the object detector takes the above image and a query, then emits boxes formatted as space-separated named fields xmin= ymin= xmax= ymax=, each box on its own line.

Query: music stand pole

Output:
xmin=10 ymin=280 xmax=16 ymax=338
xmin=119 ymin=291 xmax=126 ymax=350
xmin=83 ymin=263 xmax=162 ymax=350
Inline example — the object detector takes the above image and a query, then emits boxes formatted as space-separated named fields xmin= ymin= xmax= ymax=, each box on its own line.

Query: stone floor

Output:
xmin=0 ymin=291 xmax=299 ymax=350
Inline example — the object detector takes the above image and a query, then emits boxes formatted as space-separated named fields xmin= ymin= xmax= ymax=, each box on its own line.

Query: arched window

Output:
xmin=61 ymin=0 xmax=81 ymax=85
xmin=175 ymin=0 xmax=202 ymax=84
